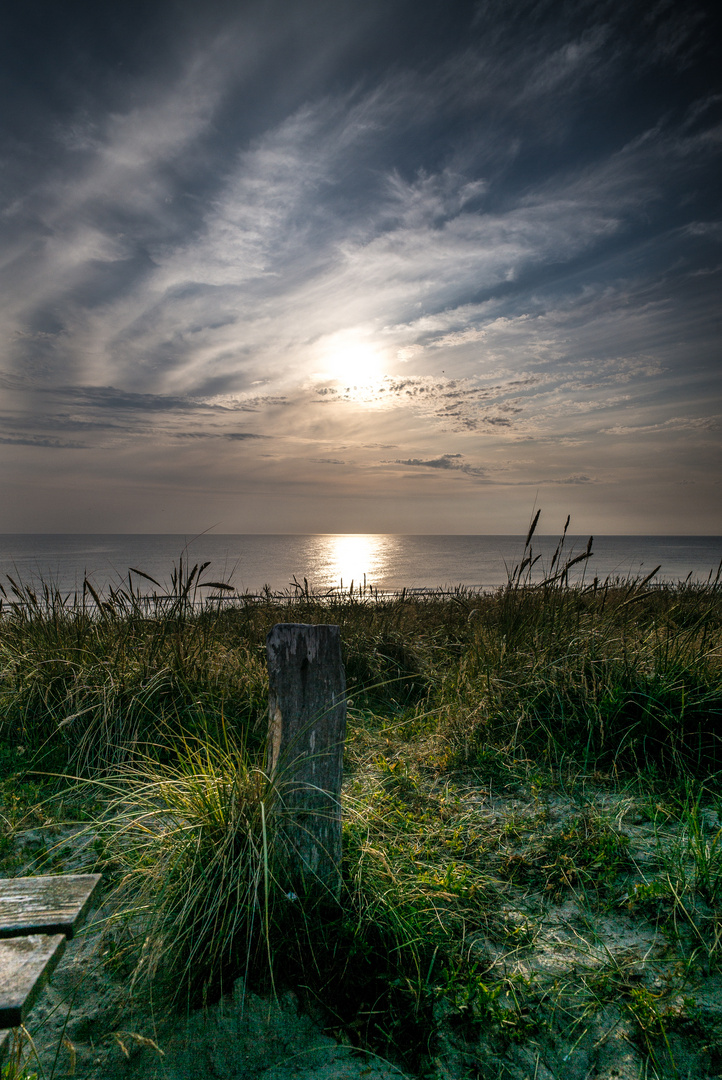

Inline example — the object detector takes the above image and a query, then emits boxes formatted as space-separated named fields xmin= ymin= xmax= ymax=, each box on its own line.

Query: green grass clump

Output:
xmin=440 ymin=577 xmax=722 ymax=778
xmin=92 ymin=727 xmax=279 ymax=1005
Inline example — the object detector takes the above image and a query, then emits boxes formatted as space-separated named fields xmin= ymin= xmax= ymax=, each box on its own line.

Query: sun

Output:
xmin=318 ymin=335 xmax=385 ymax=384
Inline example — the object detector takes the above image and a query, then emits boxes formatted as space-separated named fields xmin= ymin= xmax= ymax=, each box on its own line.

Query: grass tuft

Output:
xmin=92 ymin=725 xmax=279 ymax=1007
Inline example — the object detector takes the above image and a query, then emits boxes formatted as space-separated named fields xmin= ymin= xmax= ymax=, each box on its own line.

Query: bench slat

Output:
xmin=0 ymin=874 xmax=102 ymax=940
xmin=0 ymin=934 xmax=66 ymax=1028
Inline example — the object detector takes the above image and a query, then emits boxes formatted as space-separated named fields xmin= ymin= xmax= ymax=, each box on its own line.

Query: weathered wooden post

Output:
xmin=266 ymin=623 xmax=347 ymax=900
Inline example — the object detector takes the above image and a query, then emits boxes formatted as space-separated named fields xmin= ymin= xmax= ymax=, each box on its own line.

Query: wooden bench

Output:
xmin=0 ymin=874 xmax=101 ymax=1043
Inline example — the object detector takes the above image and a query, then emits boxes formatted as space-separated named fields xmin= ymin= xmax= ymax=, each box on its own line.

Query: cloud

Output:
xmin=392 ymin=453 xmax=487 ymax=478
xmin=174 ymin=431 xmax=272 ymax=440
xmin=4 ymin=51 xmax=680 ymax=402
xmin=317 ymin=374 xmax=531 ymax=431
xmin=55 ymin=386 xmax=233 ymax=412
xmin=601 ymin=416 xmax=719 ymax=436
xmin=3 ymin=38 xmax=712 ymax=415
xmin=396 ymin=453 xmax=462 ymax=468
xmin=0 ymin=435 xmax=87 ymax=448
xmin=553 ymin=473 xmax=596 ymax=484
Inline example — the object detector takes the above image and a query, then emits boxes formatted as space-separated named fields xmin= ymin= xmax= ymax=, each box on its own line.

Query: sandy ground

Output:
xmin=3 ymin=787 xmax=722 ymax=1079
xmin=7 ymin=926 xmax=406 ymax=1079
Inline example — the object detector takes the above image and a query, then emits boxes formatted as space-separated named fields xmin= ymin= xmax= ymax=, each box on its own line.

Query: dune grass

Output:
xmin=1 ymin=531 xmax=722 ymax=1077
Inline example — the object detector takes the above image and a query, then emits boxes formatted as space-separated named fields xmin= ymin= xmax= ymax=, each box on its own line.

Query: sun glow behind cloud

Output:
xmin=314 ymin=334 xmax=387 ymax=388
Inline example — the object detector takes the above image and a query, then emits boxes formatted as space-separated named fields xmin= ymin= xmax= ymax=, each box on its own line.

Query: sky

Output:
xmin=0 ymin=0 xmax=720 ymax=535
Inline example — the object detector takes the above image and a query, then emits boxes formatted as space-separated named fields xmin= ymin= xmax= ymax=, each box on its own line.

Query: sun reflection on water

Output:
xmin=318 ymin=534 xmax=389 ymax=589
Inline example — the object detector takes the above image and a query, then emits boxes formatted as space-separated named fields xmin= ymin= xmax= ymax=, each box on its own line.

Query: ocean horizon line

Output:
xmin=1 ymin=531 xmax=721 ymax=539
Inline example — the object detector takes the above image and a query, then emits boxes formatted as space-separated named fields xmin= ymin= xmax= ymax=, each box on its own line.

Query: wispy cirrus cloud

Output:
xmin=602 ymin=416 xmax=720 ymax=436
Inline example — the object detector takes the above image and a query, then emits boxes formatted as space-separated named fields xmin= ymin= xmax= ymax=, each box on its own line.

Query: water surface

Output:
xmin=0 ymin=534 xmax=719 ymax=597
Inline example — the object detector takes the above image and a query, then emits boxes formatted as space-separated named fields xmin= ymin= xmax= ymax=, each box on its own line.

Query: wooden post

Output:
xmin=266 ymin=623 xmax=347 ymax=900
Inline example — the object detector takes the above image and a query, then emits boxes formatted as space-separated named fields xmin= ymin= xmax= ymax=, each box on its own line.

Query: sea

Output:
xmin=0 ymin=534 xmax=720 ymax=599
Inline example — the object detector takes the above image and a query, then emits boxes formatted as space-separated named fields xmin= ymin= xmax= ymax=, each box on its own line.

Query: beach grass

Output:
xmin=1 ymin=535 xmax=722 ymax=1078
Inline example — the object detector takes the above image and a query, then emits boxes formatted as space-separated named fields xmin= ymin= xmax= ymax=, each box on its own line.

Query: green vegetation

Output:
xmin=1 ymin=529 xmax=722 ymax=1078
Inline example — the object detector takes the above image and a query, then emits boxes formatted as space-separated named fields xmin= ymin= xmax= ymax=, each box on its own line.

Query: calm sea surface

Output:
xmin=0 ymin=534 xmax=720 ymax=597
